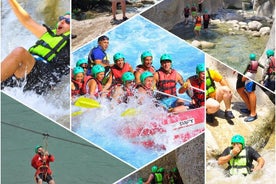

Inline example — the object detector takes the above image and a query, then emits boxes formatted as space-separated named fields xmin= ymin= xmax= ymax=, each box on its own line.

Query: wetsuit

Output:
xmin=1 ymin=25 xmax=70 ymax=95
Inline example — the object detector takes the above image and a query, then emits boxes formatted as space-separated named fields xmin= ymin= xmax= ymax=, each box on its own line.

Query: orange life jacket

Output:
xmin=156 ymin=68 xmax=177 ymax=98
xmin=111 ymin=63 xmax=132 ymax=85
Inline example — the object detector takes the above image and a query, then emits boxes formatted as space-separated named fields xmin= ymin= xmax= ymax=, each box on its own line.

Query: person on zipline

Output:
xmin=31 ymin=145 xmax=55 ymax=184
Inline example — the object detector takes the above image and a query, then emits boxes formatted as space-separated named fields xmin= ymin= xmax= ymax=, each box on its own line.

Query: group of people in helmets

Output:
xmin=138 ymin=165 xmax=183 ymax=184
xmin=71 ymin=49 xmax=205 ymax=113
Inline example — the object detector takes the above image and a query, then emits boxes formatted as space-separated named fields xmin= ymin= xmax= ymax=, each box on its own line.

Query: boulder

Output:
xmin=201 ymin=41 xmax=216 ymax=49
xmin=248 ymin=20 xmax=263 ymax=31
xmin=259 ymin=26 xmax=271 ymax=36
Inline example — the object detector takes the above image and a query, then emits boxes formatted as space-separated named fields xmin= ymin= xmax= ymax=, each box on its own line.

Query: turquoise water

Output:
xmin=72 ymin=15 xmax=205 ymax=168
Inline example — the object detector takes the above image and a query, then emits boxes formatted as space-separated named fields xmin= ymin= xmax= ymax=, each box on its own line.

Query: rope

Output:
xmin=1 ymin=121 xmax=100 ymax=149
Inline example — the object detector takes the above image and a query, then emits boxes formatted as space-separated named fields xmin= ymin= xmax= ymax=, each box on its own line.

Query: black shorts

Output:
xmin=204 ymin=22 xmax=209 ymax=29
xmin=36 ymin=173 xmax=53 ymax=183
xmin=185 ymin=14 xmax=189 ymax=18
xmin=236 ymin=73 xmax=245 ymax=89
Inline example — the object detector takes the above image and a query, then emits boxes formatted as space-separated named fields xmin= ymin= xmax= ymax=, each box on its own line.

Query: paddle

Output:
xmin=74 ymin=96 xmax=101 ymax=108
xmin=121 ymin=108 xmax=139 ymax=117
xmin=153 ymin=90 xmax=191 ymax=102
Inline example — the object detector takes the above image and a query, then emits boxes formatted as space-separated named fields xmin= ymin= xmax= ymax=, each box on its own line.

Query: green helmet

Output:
xmin=35 ymin=145 xmax=42 ymax=153
xmin=196 ymin=63 xmax=205 ymax=74
xmin=140 ymin=71 xmax=153 ymax=84
xmin=151 ymin=165 xmax=158 ymax=173
xmin=92 ymin=64 xmax=105 ymax=78
xmin=249 ymin=53 xmax=256 ymax=60
xmin=137 ymin=177 xmax=143 ymax=184
xmin=122 ymin=72 xmax=135 ymax=84
xmin=141 ymin=51 xmax=153 ymax=64
xmin=160 ymin=54 xmax=172 ymax=63
xmin=172 ymin=167 xmax=178 ymax=173
xmin=266 ymin=49 xmax=274 ymax=57
xmin=113 ymin=52 xmax=125 ymax=62
xmin=231 ymin=134 xmax=245 ymax=149
xmin=157 ymin=167 xmax=165 ymax=173
xmin=73 ymin=66 xmax=85 ymax=76
xmin=76 ymin=58 xmax=88 ymax=67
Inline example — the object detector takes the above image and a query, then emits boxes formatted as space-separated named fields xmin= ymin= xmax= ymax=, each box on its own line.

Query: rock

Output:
xmin=191 ymin=40 xmax=201 ymax=48
xmin=252 ymin=31 xmax=261 ymax=37
xmin=259 ymin=26 xmax=271 ymax=36
xmin=248 ymin=20 xmax=263 ymax=31
xmin=201 ymin=41 xmax=216 ymax=49
xmin=176 ymin=133 xmax=204 ymax=184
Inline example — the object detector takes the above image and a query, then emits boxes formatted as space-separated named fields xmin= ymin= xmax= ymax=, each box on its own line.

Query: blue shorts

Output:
xmin=245 ymin=81 xmax=256 ymax=92
xmin=159 ymin=97 xmax=178 ymax=110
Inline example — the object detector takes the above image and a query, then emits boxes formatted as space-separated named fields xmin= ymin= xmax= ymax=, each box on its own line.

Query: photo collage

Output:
xmin=1 ymin=0 xmax=275 ymax=183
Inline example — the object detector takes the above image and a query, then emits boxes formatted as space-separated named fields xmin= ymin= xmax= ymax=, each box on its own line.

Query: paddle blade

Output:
xmin=71 ymin=110 xmax=83 ymax=117
xmin=121 ymin=108 xmax=138 ymax=117
xmin=74 ymin=97 xmax=101 ymax=108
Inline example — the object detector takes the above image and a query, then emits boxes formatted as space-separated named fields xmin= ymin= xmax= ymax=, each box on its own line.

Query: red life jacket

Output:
xmin=156 ymin=68 xmax=177 ymax=98
xmin=184 ymin=8 xmax=190 ymax=15
xmin=268 ymin=56 xmax=275 ymax=75
xmin=111 ymin=63 xmax=132 ymax=85
xmin=191 ymin=6 xmax=196 ymax=12
xmin=203 ymin=14 xmax=210 ymax=22
xmin=135 ymin=64 xmax=155 ymax=74
xmin=136 ymin=84 xmax=153 ymax=97
xmin=189 ymin=75 xmax=205 ymax=107
xmin=88 ymin=78 xmax=103 ymax=98
xmin=71 ymin=75 xmax=92 ymax=96
xmin=247 ymin=60 xmax=259 ymax=73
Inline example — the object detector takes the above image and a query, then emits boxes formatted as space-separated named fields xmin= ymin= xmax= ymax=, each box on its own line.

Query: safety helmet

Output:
xmin=160 ymin=53 xmax=172 ymax=63
xmin=73 ymin=66 xmax=84 ymax=76
xmin=113 ymin=52 xmax=125 ymax=62
xmin=204 ymin=9 xmax=208 ymax=13
xmin=266 ymin=49 xmax=274 ymax=57
xmin=76 ymin=58 xmax=88 ymax=67
xmin=172 ymin=167 xmax=178 ymax=173
xmin=91 ymin=64 xmax=105 ymax=78
xmin=249 ymin=53 xmax=256 ymax=60
xmin=141 ymin=51 xmax=153 ymax=64
xmin=137 ymin=178 xmax=143 ymax=184
xmin=196 ymin=63 xmax=205 ymax=74
xmin=157 ymin=167 xmax=165 ymax=173
xmin=151 ymin=165 xmax=158 ymax=173
xmin=35 ymin=145 xmax=42 ymax=153
xmin=140 ymin=71 xmax=153 ymax=84
xmin=122 ymin=72 xmax=135 ymax=84
xmin=231 ymin=134 xmax=245 ymax=149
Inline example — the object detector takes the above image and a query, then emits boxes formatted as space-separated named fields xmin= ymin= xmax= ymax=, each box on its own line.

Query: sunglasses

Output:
xmin=59 ymin=16 xmax=70 ymax=24
xmin=126 ymin=80 xmax=134 ymax=84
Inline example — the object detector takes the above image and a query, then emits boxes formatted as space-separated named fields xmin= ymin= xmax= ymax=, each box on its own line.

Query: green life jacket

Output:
xmin=229 ymin=149 xmax=249 ymax=175
xmin=206 ymin=68 xmax=216 ymax=98
xmin=154 ymin=173 xmax=163 ymax=184
xmin=29 ymin=24 xmax=70 ymax=62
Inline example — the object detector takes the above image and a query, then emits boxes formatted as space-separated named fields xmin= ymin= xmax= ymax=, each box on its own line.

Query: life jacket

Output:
xmin=87 ymin=46 xmax=109 ymax=68
xmin=195 ymin=16 xmax=202 ymax=26
xmin=156 ymin=68 xmax=177 ymax=99
xmin=135 ymin=64 xmax=155 ymax=75
xmin=191 ymin=6 xmax=196 ymax=12
xmin=29 ymin=24 xmax=70 ymax=62
xmin=189 ymin=75 xmax=205 ymax=107
xmin=203 ymin=14 xmax=210 ymax=22
xmin=151 ymin=173 xmax=163 ymax=184
xmin=184 ymin=7 xmax=190 ymax=15
xmin=229 ymin=148 xmax=250 ymax=176
xmin=87 ymin=78 xmax=103 ymax=98
xmin=268 ymin=56 xmax=275 ymax=75
xmin=247 ymin=60 xmax=259 ymax=73
xmin=111 ymin=63 xmax=132 ymax=85
xmin=206 ymin=68 xmax=216 ymax=98
xmin=136 ymin=84 xmax=153 ymax=97
xmin=71 ymin=76 xmax=92 ymax=96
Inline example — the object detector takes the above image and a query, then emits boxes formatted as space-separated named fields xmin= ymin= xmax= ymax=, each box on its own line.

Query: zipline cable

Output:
xmin=1 ymin=121 xmax=100 ymax=149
